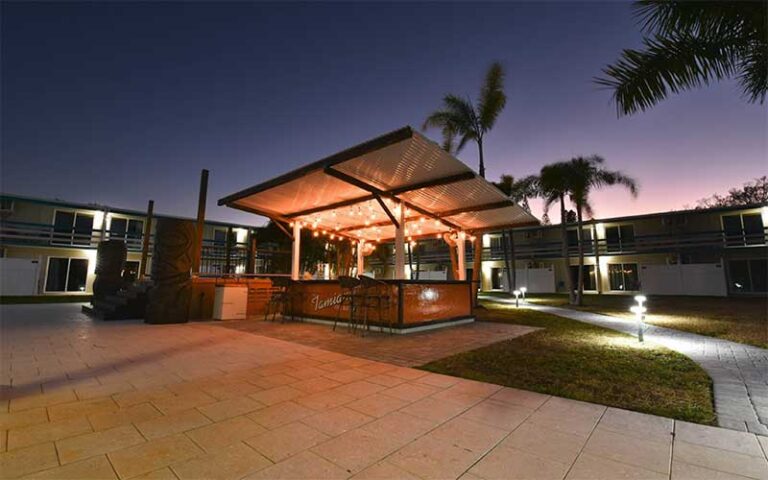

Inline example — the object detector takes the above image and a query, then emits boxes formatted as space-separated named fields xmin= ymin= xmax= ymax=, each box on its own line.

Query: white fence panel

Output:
xmin=497 ymin=267 xmax=555 ymax=293
xmin=639 ymin=263 xmax=726 ymax=297
xmin=0 ymin=258 xmax=40 ymax=296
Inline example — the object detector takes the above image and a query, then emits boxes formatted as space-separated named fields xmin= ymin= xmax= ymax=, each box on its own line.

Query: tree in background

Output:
xmin=697 ymin=176 xmax=768 ymax=208
xmin=597 ymin=1 xmax=766 ymax=115
xmin=565 ymin=156 xmax=638 ymax=305
xmin=493 ymin=174 xmax=540 ymax=291
xmin=423 ymin=62 xmax=507 ymax=178
xmin=538 ymin=162 xmax=577 ymax=304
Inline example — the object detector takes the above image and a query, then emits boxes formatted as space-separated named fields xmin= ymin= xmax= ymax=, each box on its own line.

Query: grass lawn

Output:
xmin=523 ymin=293 xmax=768 ymax=348
xmin=0 ymin=295 xmax=92 ymax=304
xmin=421 ymin=302 xmax=716 ymax=424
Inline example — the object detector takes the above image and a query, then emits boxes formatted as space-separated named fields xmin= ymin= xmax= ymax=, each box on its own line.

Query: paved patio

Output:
xmin=1 ymin=303 xmax=767 ymax=479
xmin=220 ymin=318 xmax=538 ymax=367
xmin=483 ymin=295 xmax=768 ymax=436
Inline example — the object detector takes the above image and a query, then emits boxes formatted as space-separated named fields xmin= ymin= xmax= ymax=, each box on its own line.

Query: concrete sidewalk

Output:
xmin=1 ymin=303 xmax=767 ymax=479
xmin=484 ymin=295 xmax=768 ymax=436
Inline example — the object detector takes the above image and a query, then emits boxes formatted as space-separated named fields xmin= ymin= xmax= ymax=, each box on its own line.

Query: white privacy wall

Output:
xmin=639 ymin=263 xmax=727 ymax=297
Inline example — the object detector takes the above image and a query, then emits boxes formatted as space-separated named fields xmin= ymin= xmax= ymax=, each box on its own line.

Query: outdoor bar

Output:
xmin=218 ymin=126 xmax=537 ymax=332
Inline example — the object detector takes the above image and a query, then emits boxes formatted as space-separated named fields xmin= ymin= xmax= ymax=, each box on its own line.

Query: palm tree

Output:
xmin=566 ymin=156 xmax=638 ymax=305
xmin=597 ymin=1 xmax=767 ymax=115
xmin=423 ymin=62 xmax=506 ymax=178
xmin=538 ymin=162 xmax=576 ymax=304
xmin=494 ymin=175 xmax=539 ymax=292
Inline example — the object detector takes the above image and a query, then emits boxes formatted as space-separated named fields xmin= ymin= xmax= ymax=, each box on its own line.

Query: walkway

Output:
xmin=483 ymin=295 xmax=768 ymax=436
xmin=1 ymin=303 xmax=767 ymax=479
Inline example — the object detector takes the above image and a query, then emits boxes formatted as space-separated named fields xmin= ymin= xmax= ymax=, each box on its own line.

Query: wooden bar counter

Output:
xmin=292 ymin=279 xmax=474 ymax=331
xmin=189 ymin=277 xmax=474 ymax=332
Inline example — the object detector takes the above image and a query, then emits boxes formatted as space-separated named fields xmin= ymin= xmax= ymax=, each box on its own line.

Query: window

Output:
xmin=608 ymin=263 xmax=639 ymax=291
xmin=52 ymin=211 xmax=94 ymax=246
xmin=489 ymin=236 xmax=504 ymax=251
xmin=570 ymin=265 xmax=596 ymax=291
xmin=45 ymin=257 xmax=89 ymax=292
xmin=213 ymin=229 xmax=228 ymax=246
xmin=605 ymin=225 xmax=635 ymax=253
xmin=728 ymin=259 xmax=767 ymax=293
xmin=109 ymin=217 xmax=144 ymax=246
xmin=491 ymin=267 xmax=503 ymax=290
xmin=723 ymin=213 xmax=765 ymax=246
xmin=566 ymin=228 xmax=593 ymax=253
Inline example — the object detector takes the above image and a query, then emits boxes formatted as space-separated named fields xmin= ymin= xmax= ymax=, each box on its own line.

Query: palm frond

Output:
xmin=596 ymin=33 xmax=742 ymax=115
xmin=634 ymin=1 xmax=755 ymax=37
xmin=478 ymin=62 xmax=507 ymax=132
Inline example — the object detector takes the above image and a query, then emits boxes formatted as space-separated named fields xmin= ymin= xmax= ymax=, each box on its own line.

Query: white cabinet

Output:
xmin=213 ymin=285 xmax=248 ymax=320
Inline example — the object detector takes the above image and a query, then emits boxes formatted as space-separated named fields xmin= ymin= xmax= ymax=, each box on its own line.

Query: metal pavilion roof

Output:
xmin=218 ymin=126 xmax=539 ymax=242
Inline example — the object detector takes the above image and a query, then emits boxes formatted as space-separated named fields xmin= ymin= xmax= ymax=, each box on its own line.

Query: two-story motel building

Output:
xmin=1 ymin=193 xmax=766 ymax=298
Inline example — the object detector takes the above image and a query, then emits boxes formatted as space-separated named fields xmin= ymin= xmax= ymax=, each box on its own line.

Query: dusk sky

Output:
xmin=2 ymin=2 xmax=765 ymax=227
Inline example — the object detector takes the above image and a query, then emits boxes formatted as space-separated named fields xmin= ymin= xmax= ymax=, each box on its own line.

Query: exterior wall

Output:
xmin=0 ymin=195 xmax=259 ymax=296
xmin=478 ymin=204 xmax=767 ymax=297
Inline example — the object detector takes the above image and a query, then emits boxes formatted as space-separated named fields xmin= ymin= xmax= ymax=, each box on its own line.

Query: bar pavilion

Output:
xmin=218 ymin=126 xmax=537 ymax=332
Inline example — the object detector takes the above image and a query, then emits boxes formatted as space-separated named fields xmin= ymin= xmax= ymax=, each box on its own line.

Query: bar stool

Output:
xmin=264 ymin=277 xmax=299 ymax=322
xmin=334 ymin=276 xmax=361 ymax=332
xmin=358 ymin=275 xmax=393 ymax=335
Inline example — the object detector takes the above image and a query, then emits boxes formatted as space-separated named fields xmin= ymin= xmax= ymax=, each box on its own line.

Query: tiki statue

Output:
xmin=145 ymin=218 xmax=195 ymax=324
xmin=92 ymin=240 xmax=127 ymax=300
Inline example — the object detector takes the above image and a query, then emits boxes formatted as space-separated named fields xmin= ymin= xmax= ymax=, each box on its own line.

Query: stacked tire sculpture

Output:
xmin=145 ymin=218 xmax=196 ymax=324
xmin=93 ymin=240 xmax=127 ymax=300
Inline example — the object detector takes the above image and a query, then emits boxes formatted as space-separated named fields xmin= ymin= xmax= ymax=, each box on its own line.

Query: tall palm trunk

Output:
xmin=407 ymin=242 xmax=414 ymax=280
xmin=502 ymin=230 xmax=513 ymax=292
xmin=477 ymin=139 xmax=485 ymax=179
xmin=559 ymin=195 xmax=575 ymax=304
xmin=509 ymin=231 xmax=517 ymax=291
xmin=575 ymin=205 xmax=585 ymax=306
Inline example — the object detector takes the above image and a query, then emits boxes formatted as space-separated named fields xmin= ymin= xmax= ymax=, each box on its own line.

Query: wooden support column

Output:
xmin=140 ymin=200 xmax=154 ymax=279
xmin=246 ymin=229 xmax=257 ymax=274
xmin=224 ymin=226 xmax=233 ymax=274
xmin=457 ymin=232 xmax=466 ymax=280
xmin=192 ymin=169 xmax=209 ymax=274
xmin=291 ymin=222 xmax=301 ymax=280
xmin=394 ymin=202 xmax=406 ymax=279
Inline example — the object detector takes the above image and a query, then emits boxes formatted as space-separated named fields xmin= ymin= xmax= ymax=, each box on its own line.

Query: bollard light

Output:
xmin=629 ymin=305 xmax=647 ymax=342
xmin=520 ymin=286 xmax=527 ymax=301
xmin=513 ymin=290 xmax=521 ymax=308
xmin=634 ymin=295 xmax=647 ymax=307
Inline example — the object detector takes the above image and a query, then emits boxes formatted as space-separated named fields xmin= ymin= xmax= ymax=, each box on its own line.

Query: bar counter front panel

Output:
xmin=293 ymin=280 xmax=473 ymax=328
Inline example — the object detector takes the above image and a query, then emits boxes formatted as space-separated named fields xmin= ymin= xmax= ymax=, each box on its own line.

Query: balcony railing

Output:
xmin=0 ymin=221 xmax=147 ymax=250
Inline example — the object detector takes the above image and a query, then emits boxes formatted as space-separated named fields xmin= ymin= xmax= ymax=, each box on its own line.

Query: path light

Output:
xmin=520 ymin=286 xmax=527 ymax=301
xmin=629 ymin=304 xmax=647 ymax=342
xmin=634 ymin=294 xmax=647 ymax=308
xmin=513 ymin=289 xmax=521 ymax=308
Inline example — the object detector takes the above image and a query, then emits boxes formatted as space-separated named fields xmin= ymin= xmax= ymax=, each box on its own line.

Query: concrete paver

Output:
xmin=0 ymin=303 xmax=766 ymax=479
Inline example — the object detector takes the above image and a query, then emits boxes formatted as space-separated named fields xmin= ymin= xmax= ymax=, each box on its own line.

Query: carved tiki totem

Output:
xmin=145 ymin=218 xmax=196 ymax=324
xmin=93 ymin=240 xmax=127 ymax=300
